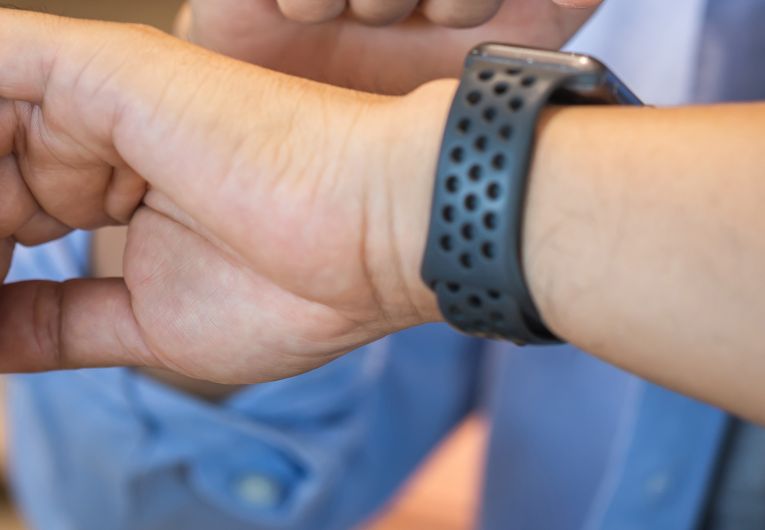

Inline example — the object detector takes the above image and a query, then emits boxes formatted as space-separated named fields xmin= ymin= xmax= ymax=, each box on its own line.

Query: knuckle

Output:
xmin=278 ymin=0 xmax=346 ymax=23
xmin=0 ymin=189 xmax=33 ymax=239
xmin=352 ymin=4 xmax=412 ymax=26
xmin=425 ymin=1 xmax=501 ymax=28
xmin=31 ymin=281 xmax=65 ymax=371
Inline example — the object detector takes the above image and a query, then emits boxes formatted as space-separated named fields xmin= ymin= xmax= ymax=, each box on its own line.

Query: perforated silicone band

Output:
xmin=421 ymin=46 xmax=579 ymax=344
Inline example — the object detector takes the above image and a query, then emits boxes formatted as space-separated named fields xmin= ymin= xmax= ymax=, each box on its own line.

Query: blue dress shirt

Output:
xmin=5 ymin=0 xmax=764 ymax=529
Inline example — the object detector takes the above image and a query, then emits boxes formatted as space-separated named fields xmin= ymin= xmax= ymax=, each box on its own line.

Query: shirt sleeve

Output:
xmin=8 ymin=324 xmax=485 ymax=530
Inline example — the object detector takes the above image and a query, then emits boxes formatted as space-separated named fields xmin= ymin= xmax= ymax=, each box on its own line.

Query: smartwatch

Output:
xmin=421 ymin=44 xmax=641 ymax=345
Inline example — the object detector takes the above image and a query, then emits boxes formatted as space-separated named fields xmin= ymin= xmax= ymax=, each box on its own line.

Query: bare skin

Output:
xmin=100 ymin=0 xmax=600 ymax=398
xmin=176 ymin=0 xmax=597 ymax=94
xmin=1 ymin=10 xmax=765 ymax=423
xmin=92 ymin=227 xmax=241 ymax=400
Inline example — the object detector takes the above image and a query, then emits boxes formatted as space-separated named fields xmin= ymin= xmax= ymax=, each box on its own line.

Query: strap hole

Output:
xmin=451 ymin=147 xmax=465 ymax=163
xmin=440 ymin=235 xmax=453 ymax=252
xmin=469 ymin=165 xmax=483 ymax=182
xmin=445 ymin=175 xmax=460 ymax=193
xmin=442 ymin=205 xmax=455 ymax=222
xmin=487 ymin=182 xmax=501 ymax=200
xmin=461 ymin=223 xmax=474 ymax=241
xmin=474 ymin=136 xmax=488 ymax=152
xmin=478 ymin=70 xmax=495 ymax=82
xmin=483 ymin=212 xmax=497 ymax=230
xmin=494 ymin=82 xmax=510 ymax=95
xmin=482 ymin=242 xmax=495 ymax=259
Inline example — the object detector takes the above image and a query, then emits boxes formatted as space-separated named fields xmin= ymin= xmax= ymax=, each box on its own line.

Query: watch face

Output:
xmin=470 ymin=43 xmax=641 ymax=105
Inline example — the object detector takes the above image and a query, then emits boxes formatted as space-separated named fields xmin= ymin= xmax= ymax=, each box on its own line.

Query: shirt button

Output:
xmin=235 ymin=474 xmax=282 ymax=508
xmin=644 ymin=472 xmax=671 ymax=499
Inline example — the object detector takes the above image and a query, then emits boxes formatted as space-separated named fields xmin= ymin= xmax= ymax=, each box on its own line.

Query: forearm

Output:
xmin=524 ymin=102 xmax=765 ymax=421
xmin=390 ymin=82 xmax=765 ymax=420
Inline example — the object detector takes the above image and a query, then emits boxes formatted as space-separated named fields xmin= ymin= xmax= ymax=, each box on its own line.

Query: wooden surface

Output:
xmin=2 ymin=1 xmax=487 ymax=528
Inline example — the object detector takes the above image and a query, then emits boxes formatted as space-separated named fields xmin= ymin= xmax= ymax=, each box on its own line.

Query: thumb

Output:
xmin=0 ymin=239 xmax=12 ymax=284
xmin=0 ymin=8 xmax=314 ymax=263
xmin=174 ymin=2 xmax=193 ymax=40
xmin=175 ymin=0 xmax=290 ymax=60
xmin=0 ymin=279 xmax=156 ymax=372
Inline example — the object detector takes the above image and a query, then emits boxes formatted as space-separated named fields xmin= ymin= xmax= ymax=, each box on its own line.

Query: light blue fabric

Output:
xmin=8 ymin=317 xmax=484 ymax=530
xmin=592 ymin=388 xmax=728 ymax=530
xmin=5 ymin=0 xmax=763 ymax=529
xmin=695 ymin=0 xmax=765 ymax=103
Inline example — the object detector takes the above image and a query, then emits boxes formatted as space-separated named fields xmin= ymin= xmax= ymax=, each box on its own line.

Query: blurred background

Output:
xmin=0 ymin=1 xmax=486 ymax=529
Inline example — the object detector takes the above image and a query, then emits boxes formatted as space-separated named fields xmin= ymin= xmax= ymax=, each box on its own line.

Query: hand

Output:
xmin=176 ymin=0 xmax=600 ymax=94
xmin=0 ymin=10 xmax=448 ymax=383
xmin=0 ymin=239 xmax=10 ymax=287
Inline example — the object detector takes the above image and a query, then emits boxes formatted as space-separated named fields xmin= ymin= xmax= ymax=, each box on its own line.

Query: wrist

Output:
xmin=523 ymin=105 xmax=613 ymax=341
xmin=348 ymin=83 xmax=593 ymax=338
xmin=364 ymin=79 xmax=459 ymax=328
xmin=364 ymin=84 xmax=579 ymax=334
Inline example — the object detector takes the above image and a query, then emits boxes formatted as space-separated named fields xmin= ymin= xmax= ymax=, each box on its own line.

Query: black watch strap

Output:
xmin=421 ymin=46 xmax=581 ymax=344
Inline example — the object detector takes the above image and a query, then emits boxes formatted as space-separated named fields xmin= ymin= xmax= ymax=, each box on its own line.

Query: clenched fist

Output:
xmin=242 ymin=0 xmax=600 ymax=26
xmin=177 ymin=0 xmax=600 ymax=93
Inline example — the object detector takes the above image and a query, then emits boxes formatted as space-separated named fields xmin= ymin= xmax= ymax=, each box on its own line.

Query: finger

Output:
xmin=348 ymin=0 xmax=419 ymax=25
xmin=177 ymin=0 xmax=256 ymax=61
xmin=174 ymin=1 xmax=193 ymax=39
xmin=13 ymin=210 xmax=72 ymax=247
xmin=0 ymin=10 xmax=57 ymax=103
xmin=18 ymin=105 xmax=128 ymax=229
xmin=276 ymin=0 xmax=347 ymax=23
xmin=0 ymin=155 xmax=38 ymax=238
xmin=0 ymin=150 xmax=71 ymax=246
xmin=104 ymin=165 xmax=147 ymax=224
xmin=0 ymin=279 xmax=156 ymax=372
xmin=0 ymin=102 xmax=41 ymax=238
xmin=15 ymin=157 xmax=114 ymax=231
xmin=0 ymin=13 xmax=147 ymax=230
xmin=177 ymin=0 xmax=289 ymax=58
xmin=0 ymin=99 xmax=18 ymax=153
xmin=419 ymin=0 xmax=503 ymax=27
xmin=0 ymin=238 xmax=13 ymax=281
